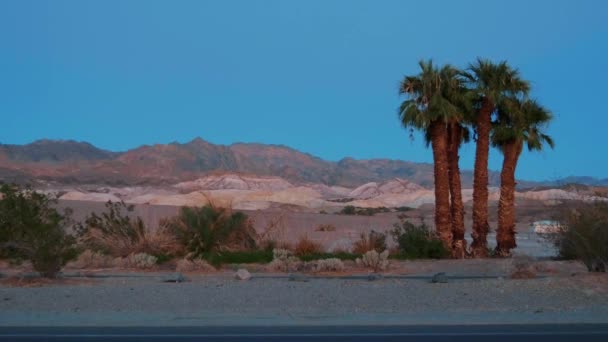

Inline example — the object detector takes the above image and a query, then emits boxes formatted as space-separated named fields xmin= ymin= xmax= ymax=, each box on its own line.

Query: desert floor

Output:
xmin=1 ymin=259 xmax=607 ymax=326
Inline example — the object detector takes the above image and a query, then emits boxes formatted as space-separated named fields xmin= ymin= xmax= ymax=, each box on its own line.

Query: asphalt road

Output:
xmin=1 ymin=324 xmax=608 ymax=341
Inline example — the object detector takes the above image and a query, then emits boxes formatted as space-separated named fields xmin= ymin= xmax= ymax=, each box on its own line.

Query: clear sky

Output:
xmin=1 ymin=0 xmax=606 ymax=181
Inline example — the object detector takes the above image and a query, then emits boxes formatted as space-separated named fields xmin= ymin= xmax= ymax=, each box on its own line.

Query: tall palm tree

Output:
xmin=447 ymin=121 xmax=471 ymax=258
xmin=462 ymin=59 xmax=530 ymax=257
xmin=399 ymin=60 xmax=465 ymax=251
xmin=492 ymin=98 xmax=554 ymax=256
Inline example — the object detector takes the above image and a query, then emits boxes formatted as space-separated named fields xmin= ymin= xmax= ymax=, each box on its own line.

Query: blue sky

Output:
xmin=0 ymin=0 xmax=606 ymax=181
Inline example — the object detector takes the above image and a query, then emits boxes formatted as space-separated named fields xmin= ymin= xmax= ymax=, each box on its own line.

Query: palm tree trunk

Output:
xmin=471 ymin=97 xmax=493 ymax=257
xmin=496 ymin=140 xmax=523 ymax=256
xmin=430 ymin=120 xmax=452 ymax=251
xmin=447 ymin=122 xmax=466 ymax=258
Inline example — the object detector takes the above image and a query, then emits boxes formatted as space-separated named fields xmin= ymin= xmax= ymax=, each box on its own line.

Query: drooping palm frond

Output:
xmin=492 ymin=97 xmax=554 ymax=152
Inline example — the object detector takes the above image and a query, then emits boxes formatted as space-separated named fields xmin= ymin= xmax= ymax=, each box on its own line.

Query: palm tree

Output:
xmin=447 ymin=121 xmax=471 ymax=258
xmin=462 ymin=59 xmax=530 ymax=257
xmin=492 ymin=98 xmax=554 ymax=256
xmin=399 ymin=60 xmax=465 ymax=251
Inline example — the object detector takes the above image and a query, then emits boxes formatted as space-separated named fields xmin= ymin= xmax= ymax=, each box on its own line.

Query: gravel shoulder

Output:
xmin=1 ymin=260 xmax=607 ymax=327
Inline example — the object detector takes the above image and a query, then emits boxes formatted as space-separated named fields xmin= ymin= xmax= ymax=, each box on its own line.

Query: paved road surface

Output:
xmin=1 ymin=324 xmax=608 ymax=341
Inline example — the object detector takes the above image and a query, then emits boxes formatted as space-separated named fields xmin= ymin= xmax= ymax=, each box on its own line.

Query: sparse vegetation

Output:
xmin=551 ymin=202 xmax=608 ymax=272
xmin=390 ymin=215 xmax=449 ymax=259
xmin=75 ymin=200 xmax=177 ymax=258
xmin=0 ymin=183 xmax=78 ymax=278
xmin=352 ymin=230 xmax=387 ymax=254
xmin=338 ymin=205 xmax=391 ymax=216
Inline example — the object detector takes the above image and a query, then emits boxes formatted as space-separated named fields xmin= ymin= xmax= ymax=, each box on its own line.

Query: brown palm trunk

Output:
xmin=496 ymin=140 xmax=523 ymax=257
xmin=430 ymin=120 xmax=452 ymax=251
xmin=447 ymin=122 xmax=466 ymax=258
xmin=471 ymin=97 xmax=493 ymax=257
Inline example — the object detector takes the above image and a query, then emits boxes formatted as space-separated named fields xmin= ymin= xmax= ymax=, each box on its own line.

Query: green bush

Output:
xmin=552 ymin=202 xmax=608 ymax=272
xmin=0 ymin=183 xmax=78 ymax=277
xmin=340 ymin=205 xmax=357 ymax=215
xmin=162 ymin=204 xmax=257 ymax=258
xmin=390 ymin=215 xmax=448 ymax=259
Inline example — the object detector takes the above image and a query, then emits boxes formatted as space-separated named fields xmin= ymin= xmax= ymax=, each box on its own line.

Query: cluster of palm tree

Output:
xmin=398 ymin=58 xmax=554 ymax=258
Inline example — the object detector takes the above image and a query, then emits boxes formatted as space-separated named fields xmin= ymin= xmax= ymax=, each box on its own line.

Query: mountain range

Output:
xmin=0 ymin=138 xmax=605 ymax=188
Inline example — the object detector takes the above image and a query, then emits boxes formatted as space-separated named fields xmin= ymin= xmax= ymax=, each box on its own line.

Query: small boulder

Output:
xmin=367 ymin=273 xmax=384 ymax=281
xmin=431 ymin=272 xmax=448 ymax=283
xmin=235 ymin=269 xmax=251 ymax=281
xmin=288 ymin=273 xmax=309 ymax=282
xmin=162 ymin=272 xmax=187 ymax=283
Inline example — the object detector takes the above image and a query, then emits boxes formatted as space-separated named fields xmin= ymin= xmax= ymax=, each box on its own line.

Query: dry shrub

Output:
xmin=175 ymin=258 xmax=215 ymax=272
xmin=315 ymin=224 xmax=336 ymax=232
xmin=112 ymin=253 xmax=158 ymax=269
xmin=69 ymin=250 xmax=114 ymax=269
xmin=356 ymin=250 xmax=389 ymax=272
xmin=551 ymin=202 xmax=608 ymax=272
xmin=352 ymin=230 xmax=387 ymax=254
xmin=256 ymin=212 xmax=287 ymax=251
xmin=267 ymin=248 xmax=301 ymax=272
xmin=294 ymin=236 xmax=323 ymax=257
xmin=310 ymin=258 xmax=345 ymax=272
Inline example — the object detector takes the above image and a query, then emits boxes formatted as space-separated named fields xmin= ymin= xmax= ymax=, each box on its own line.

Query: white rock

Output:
xmin=235 ymin=269 xmax=251 ymax=281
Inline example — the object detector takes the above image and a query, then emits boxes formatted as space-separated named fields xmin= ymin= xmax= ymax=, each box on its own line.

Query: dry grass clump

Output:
xmin=111 ymin=253 xmax=158 ymax=269
xmin=356 ymin=250 xmax=390 ymax=272
xmin=310 ymin=258 xmax=345 ymax=272
xmin=315 ymin=224 xmax=336 ymax=232
xmin=69 ymin=250 xmax=114 ymax=269
xmin=175 ymin=258 xmax=216 ymax=272
xmin=352 ymin=230 xmax=387 ymax=254
xmin=294 ymin=236 xmax=323 ymax=257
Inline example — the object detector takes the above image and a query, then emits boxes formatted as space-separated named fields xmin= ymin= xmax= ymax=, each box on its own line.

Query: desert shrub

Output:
xmin=356 ymin=250 xmax=389 ymax=272
xmin=69 ymin=249 xmax=114 ymax=269
xmin=175 ymin=258 xmax=216 ymax=272
xmin=127 ymin=253 xmax=158 ymax=269
xmin=352 ymin=230 xmax=387 ymax=254
xmin=75 ymin=200 xmax=178 ymax=258
xmin=267 ymin=248 xmax=301 ymax=272
xmin=293 ymin=236 xmax=323 ymax=257
xmin=162 ymin=205 xmax=257 ymax=259
xmin=340 ymin=205 xmax=357 ymax=215
xmin=0 ymin=183 xmax=78 ymax=278
xmin=315 ymin=224 xmax=336 ymax=232
xmin=310 ymin=258 xmax=345 ymax=272
xmin=395 ymin=206 xmax=413 ymax=212
xmin=552 ymin=202 xmax=608 ymax=272
xmin=390 ymin=215 xmax=448 ymax=259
